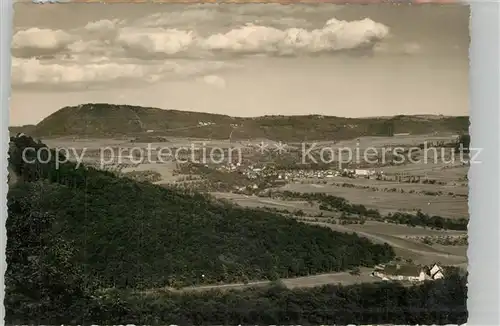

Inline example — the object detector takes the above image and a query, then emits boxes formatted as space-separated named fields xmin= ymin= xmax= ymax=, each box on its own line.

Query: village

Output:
xmin=219 ymin=163 xmax=380 ymax=180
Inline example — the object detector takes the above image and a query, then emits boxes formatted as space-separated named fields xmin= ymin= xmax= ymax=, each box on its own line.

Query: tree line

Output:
xmin=268 ymin=191 xmax=468 ymax=230
xmin=7 ymin=273 xmax=467 ymax=325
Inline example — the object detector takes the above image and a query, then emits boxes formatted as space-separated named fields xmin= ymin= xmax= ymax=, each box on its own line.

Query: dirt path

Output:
xmin=141 ymin=268 xmax=378 ymax=295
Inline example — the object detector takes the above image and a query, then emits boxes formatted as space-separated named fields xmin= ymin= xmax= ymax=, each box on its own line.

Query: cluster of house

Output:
xmin=215 ymin=164 xmax=383 ymax=182
xmin=197 ymin=121 xmax=216 ymax=126
xmin=371 ymin=263 xmax=445 ymax=283
xmin=216 ymin=162 xmax=242 ymax=172
xmin=268 ymin=168 xmax=381 ymax=180
xmin=234 ymin=184 xmax=260 ymax=193
xmin=342 ymin=168 xmax=380 ymax=178
xmin=277 ymin=169 xmax=339 ymax=180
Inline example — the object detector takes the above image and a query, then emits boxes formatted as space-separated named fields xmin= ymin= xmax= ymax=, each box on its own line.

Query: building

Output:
xmin=354 ymin=169 xmax=375 ymax=177
xmin=429 ymin=263 xmax=445 ymax=280
xmin=372 ymin=263 xmax=445 ymax=283
xmin=355 ymin=169 xmax=369 ymax=176
xmin=372 ymin=264 xmax=428 ymax=282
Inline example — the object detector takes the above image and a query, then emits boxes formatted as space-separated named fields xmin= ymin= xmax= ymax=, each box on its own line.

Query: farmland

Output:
xmin=212 ymin=192 xmax=467 ymax=267
xmin=279 ymin=182 xmax=467 ymax=218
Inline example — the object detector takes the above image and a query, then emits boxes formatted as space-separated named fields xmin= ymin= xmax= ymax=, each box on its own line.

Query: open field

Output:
xmin=314 ymin=178 xmax=468 ymax=196
xmin=300 ymin=134 xmax=458 ymax=148
xmin=212 ymin=192 xmax=329 ymax=215
xmin=43 ymin=136 xmax=279 ymax=151
xmin=345 ymin=220 xmax=466 ymax=236
xmin=122 ymin=162 xmax=179 ymax=182
xmin=43 ymin=137 xmax=133 ymax=150
xmin=376 ymin=164 xmax=469 ymax=184
xmin=211 ymin=192 xmax=467 ymax=267
xmin=279 ymin=183 xmax=468 ymax=218
xmin=432 ymin=245 xmax=468 ymax=257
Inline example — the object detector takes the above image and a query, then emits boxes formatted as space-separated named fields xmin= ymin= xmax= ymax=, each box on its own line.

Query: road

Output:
xmin=141 ymin=268 xmax=378 ymax=295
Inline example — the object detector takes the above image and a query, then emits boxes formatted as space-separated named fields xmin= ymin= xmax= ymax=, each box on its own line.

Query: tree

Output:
xmin=6 ymin=183 xmax=93 ymax=322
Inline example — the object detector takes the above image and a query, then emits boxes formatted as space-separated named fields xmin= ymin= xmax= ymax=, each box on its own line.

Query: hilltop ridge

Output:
xmin=12 ymin=103 xmax=469 ymax=141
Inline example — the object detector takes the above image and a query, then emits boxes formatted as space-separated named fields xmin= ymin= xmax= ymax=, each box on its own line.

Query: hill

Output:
xmin=7 ymin=135 xmax=394 ymax=290
xmin=5 ymin=135 xmax=469 ymax=325
xmin=18 ymin=103 xmax=469 ymax=141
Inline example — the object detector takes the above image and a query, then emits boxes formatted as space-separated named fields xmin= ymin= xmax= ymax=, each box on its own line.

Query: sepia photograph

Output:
xmin=7 ymin=2 xmax=469 ymax=324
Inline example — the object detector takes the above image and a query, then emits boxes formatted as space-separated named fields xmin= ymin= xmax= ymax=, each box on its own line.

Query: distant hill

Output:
xmin=14 ymin=103 xmax=469 ymax=141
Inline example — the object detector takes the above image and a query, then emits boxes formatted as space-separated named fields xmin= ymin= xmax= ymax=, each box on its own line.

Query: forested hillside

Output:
xmin=5 ymin=134 xmax=467 ymax=324
xmin=20 ymin=103 xmax=469 ymax=141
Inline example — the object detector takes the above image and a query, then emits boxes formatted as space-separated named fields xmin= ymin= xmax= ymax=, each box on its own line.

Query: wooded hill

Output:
xmin=6 ymin=135 xmax=393 ymax=286
xmin=13 ymin=103 xmax=469 ymax=141
xmin=5 ymin=135 xmax=468 ymax=325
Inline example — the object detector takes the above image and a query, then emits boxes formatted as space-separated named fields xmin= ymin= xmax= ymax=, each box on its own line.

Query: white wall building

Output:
xmin=354 ymin=169 xmax=375 ymax=177
xmin=429 ymin=264 xmax=445 ymax=280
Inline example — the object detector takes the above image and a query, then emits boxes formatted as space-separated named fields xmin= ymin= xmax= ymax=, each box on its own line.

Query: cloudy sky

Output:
xmin=10 ymin=3 xmax=469 ymax=126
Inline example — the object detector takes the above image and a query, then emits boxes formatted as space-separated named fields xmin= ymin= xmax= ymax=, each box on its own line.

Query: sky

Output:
xmin=10 ymin=3 xmax=470 ymax=126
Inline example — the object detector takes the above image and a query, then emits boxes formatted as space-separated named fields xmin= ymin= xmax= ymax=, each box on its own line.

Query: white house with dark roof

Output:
xmin=429 ymin=263 xmax=445 ymax=280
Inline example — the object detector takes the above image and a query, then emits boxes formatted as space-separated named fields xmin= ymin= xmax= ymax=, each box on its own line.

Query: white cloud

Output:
xmin=12 ymin=16 xmax=390 ymax=61
xmin=11 ymin=57 xmax=234 ymax=88
xmin=201 ymin=18 xmax=389 ymax=55
xmin=84 ymin=19 xmax=121 ymax=33
xmin=12 ymin=27 xmax=75 ymax=57
xmin=114 ymin=18 xmax=389 ymax=58
xmin=11 ymin=58 xmax=155 ymax=86
xmin=116 ymin=27 xmax=196 ymax=56
xmin=10 ymin=7 xmax=396 ymax=89
xmin=200 ymin=75 xmax=226 ymax=89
